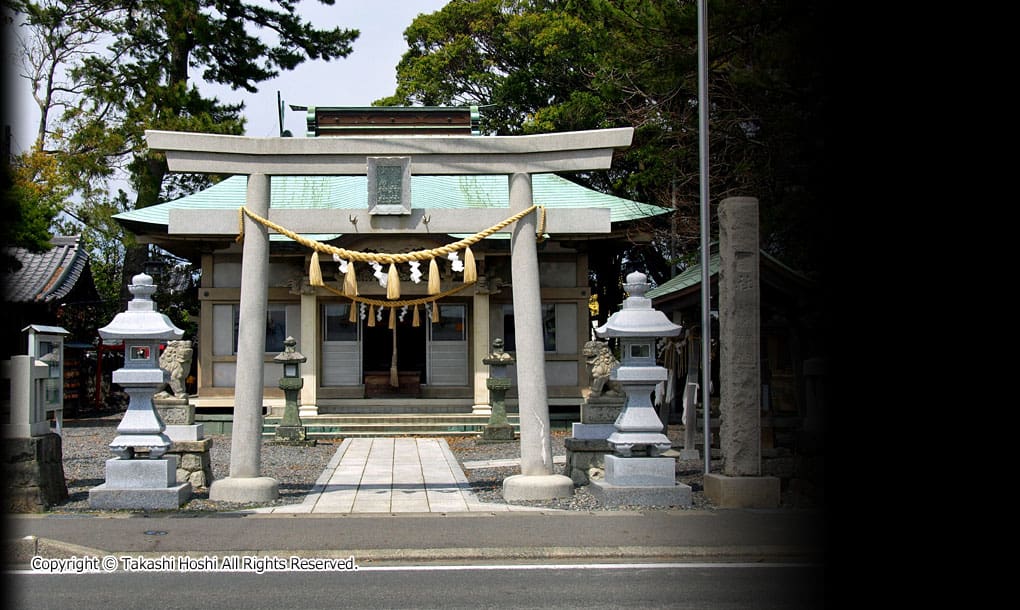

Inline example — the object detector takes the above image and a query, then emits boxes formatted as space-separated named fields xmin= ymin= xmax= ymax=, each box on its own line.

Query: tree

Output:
xmin=380 ymin=0 xmax=827 ymax=291
xmin=6 ymin=0 xmax=360 ymax=334
xmin=35 ymin=0 xmax=360 ymax=291
xmin=0 ymin=148 xmax=64 ymax=273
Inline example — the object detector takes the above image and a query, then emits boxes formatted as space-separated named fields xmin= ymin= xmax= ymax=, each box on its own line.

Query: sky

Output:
xmin=206 ymin=0 xmax=452 ymax=138
xmin=7 ymin=0 xmax=452 ymax=153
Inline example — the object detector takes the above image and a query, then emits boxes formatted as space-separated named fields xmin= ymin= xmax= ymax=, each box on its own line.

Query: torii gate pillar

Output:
xmin=209 ymin=174 xmax=279 ymax=502
xmin=147 ymin=127 xmax=632 ymax=504
xmin=503 ymin=173 xmax=572 ymax=500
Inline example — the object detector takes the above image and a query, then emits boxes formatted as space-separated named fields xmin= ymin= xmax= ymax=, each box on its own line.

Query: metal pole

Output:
xmin=697 ymin=0 xmax=712 ymax=475
xmin=277 ymin=91 xmax=284 ymax=137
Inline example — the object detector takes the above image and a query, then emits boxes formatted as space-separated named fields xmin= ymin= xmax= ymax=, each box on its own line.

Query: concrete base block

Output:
xmin=105 ymin=457 xmax=177 ymax=488
xmin=502 ymin=474 xmax=574 ymax=501
xmin=471 ymin=404 xmax=493 ymax=416
xmin=604 ymin=454 xmax=676 ymax=487
xmin=571 ymin=422 xmax=616 ymax=440
xmin=580 ymin=398 xmax=625 ymax=424
xmin=678 ymin=449 xmax=701 ymax=460
xmin=154 ymin=397 xmax=194 ymax=425
xmin=563 ymin=437 xmax=614 ymax=486
xmin=272 ymin=426 xmax=316 ymax=446
xmin=3 ymin=433 xmax=69 ymax=512
xmin=168 ymin=438 xmax=212 ymax=453
xmin=89 ymin=482 xmax=192 ymax=510
xmin=208 ymin=476 xmax=279 ymax=503
xmin=163 ymin=424 xmax=204 ymax=442
xmin=589 ymin=479 xmax=692 ymax=508
xmin=481 ymin=423 xmax=515 ymax=442
xmin=704 ymin=473 xmax=781 ymax=508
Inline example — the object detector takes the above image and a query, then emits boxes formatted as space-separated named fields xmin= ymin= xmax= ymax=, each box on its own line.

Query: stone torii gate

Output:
xmin=145 ymin=127 xmax=634 ymax=503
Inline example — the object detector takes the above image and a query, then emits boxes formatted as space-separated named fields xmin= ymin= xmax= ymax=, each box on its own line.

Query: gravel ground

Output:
xmin=46 ymin=412 xmax=821 ymax=515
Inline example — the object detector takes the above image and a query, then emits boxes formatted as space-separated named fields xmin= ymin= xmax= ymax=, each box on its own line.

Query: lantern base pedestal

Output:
xmin=89 ymin=483 xmax=192 ymax=510
xmin=502 ymin=474 xmax=573 ymax=501
xmin=271 ymin=425 xmax=317 ymax=447
xmin=587 ymin=455 xmax=691 ymax=508
xmin=480 ymin=423 xmax=515 ymax=442
xmin=89 ymin=456 xmax=192 ymax=510
xmin=589 ymin=478 xmax=692 ymax=508
xmin=208 ymin=476 xmax=279 ymax=504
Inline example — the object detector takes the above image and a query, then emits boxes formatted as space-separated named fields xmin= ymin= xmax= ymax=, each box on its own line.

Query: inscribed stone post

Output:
xmin=718 ymin=196 xmax=761 ymax=476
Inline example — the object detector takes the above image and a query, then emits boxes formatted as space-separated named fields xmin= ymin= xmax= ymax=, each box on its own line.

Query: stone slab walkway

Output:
xmin=256 ymin=438 xmax=555 ymax=514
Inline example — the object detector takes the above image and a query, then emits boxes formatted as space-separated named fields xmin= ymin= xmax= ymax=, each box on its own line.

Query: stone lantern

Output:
xmin=89 ymin=273 xmax=191 ymax=509
xmin=99 ymin=273 xmax=183 ymax=459
xmin=596 ymin=271 xmax=680 ymax=457
xmin=589 ymin=271 xmax=691 ymax=507
xmin=481 ymin=338 xmax=515 ymax=442
xmin=272 ymin=336 xmax=315 ymax=446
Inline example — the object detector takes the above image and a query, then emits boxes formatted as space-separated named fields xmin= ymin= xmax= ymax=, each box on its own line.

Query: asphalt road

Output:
xmin=7 ymin=563 xmax=824 ymax=609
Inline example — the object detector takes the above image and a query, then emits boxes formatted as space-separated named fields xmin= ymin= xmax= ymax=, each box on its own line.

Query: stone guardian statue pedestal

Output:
xmin=563 ymin=340 xmax=626 ymax=485
xmin=153 ymin=340 xmax=215 ymax=490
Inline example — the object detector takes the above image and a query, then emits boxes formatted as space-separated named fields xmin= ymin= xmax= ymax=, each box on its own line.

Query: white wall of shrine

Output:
xmin=191 ymin=242 xmax=590 ymax=412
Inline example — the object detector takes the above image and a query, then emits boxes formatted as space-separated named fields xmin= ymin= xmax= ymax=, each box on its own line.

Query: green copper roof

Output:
xmin=646 ymin=247 xmax=813 ymax=300
xmin=115 ymin=174 xmax=667 ymax=241
xmin=646 ymin=251 xmax=721 ymax=300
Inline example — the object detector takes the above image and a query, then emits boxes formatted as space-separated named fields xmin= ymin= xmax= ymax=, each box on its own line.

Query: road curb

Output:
xmin=6 ymin=535 xmax=820 ymax=570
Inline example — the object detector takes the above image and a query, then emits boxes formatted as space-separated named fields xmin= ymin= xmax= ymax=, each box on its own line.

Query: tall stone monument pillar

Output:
xmin=209 ymin=173 xmax=279 ymax=503
xmin=705 ymin=196 xmax=780 ymax=508
xmin=502 ymin=172 xmax=573 ymax=501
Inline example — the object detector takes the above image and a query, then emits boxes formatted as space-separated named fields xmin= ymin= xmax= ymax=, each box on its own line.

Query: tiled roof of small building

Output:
xmin=114 ymin=173 xmax=667 ymax=240
xmin=3 ymin=235 xmax=91 ymax=303
xmin=646 ymin=250 xmax=721 ymax=300
xmin=646 ymin=246 xmax=813 ymax=301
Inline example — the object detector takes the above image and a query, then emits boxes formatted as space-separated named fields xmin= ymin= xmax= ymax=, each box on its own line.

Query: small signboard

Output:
xmin=367 ymin=156 xmax=411 ymax=215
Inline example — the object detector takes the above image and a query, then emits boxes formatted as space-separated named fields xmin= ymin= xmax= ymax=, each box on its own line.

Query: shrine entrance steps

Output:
xmin=261 ymin=413 xmax=522 ymax=438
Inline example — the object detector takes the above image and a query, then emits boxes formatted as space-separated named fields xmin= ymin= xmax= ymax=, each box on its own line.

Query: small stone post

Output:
xmin=480 ymin=338 xmax=515 ymax=442
xmin=679 ymin=327 xmax=702 ymax=460
xmin=704 ymin=196 xmax=780 ymax=508
xmin=2 ymin=355 xmax=69 ymax=511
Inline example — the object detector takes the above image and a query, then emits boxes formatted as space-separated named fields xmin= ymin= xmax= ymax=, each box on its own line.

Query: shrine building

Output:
xmin=112 ymin=107 xmax=667 ymax=429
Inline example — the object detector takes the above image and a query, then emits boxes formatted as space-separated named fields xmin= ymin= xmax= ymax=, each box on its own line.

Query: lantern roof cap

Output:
xmin=274 ymin=336 xmax=307 ymax=364
xmin=595 ymin=272 xmax=682 ymax=339
xmin=98 ymin=273 xmax=184 ymax=341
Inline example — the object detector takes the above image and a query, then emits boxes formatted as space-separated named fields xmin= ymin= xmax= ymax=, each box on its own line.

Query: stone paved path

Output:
xmin=255 ymin=438 xmax=554 ymax=514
